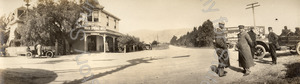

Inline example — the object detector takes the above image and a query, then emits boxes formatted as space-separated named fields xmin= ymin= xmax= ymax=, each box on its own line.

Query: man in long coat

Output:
xmin=215 ymin=22 xmax=230 ymax=77
xmin=237 ymin=25 xmax=255 ymax=76
xmin=247 ymin=27 xmax=257 ymax=59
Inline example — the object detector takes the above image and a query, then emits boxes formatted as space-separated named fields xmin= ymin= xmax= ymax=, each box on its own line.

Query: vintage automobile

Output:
xmin=225 ymin=26 xmax=300 ymax=58
xmin=26 ymin=46 xmax=55 ymax=58
xmin=255 ymin=32 xmax=300 ymax=58
xmin=225 ymin=26 xmax=265 ymax=50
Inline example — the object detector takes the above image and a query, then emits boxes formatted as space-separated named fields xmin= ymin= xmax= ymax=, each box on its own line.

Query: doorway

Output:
xmin=88 ymin=36 xmax=97 ymax=51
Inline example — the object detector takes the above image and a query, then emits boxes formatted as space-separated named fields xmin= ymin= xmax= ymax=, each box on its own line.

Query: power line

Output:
xmin=246 ymin=2 xmax=260 ymax=28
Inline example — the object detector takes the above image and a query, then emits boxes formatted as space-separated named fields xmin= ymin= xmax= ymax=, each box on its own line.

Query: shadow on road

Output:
xmin=255 ymin=59 xmax=272 ymax=65
xmin=0 ymin=56 xmax=18 ymax=58
xmin=63 ymin=57 xmax=161 ymax=84
xmin=92 ymin=59 xmax=115 ymax=61
xmin=228 ymin=66 xmax=244 ymax=73
xmin=172 ymin=55 xmax=190 ymax=58
xmin=37 ymin=59 xmax=69 ymax=64
xmin=264 ymin=52 xmax=296 ymax=58
xmin=0 ymin=68 xmax=57 ymax=84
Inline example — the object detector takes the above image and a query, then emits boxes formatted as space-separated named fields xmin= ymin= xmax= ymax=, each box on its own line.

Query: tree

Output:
xmin=170 ymin=35 xmax=177 ymax=45
xmin=198 ymin=20 xmax=214 ymax=47
xmin=171 ymin=19 xmax=215 ymax=47
xmin=151 ymin=40 xmax=159 ymax=46
xmin=117 ymin=34 xmax=141 ymax=52
xmin=15 ymin=0 xmax=83 ymax=54
xmin=0 ymin=14 xmax=13 ymax=45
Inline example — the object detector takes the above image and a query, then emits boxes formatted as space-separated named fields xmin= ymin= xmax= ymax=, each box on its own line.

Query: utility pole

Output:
xmin=24 ymin=0 xmax=31 ymax=18
xmin=156 ymin=34 xmax=159 ymax=42
xmin=246 ymin=2 xmax=260 ymax=29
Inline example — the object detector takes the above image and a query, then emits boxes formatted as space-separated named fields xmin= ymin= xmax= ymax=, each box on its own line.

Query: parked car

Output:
xmin=255 ymin=32 xmax=300 ymax=58
xmin=26 ymin=46 xmax=55 ymax=58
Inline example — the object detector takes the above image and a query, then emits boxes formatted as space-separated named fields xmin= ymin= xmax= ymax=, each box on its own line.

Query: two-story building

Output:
xmin=71 ymin=0 xmax=122 ymax=53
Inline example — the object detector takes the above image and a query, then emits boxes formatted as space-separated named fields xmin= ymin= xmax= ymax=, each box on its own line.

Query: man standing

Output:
xmin=237 ymin=25 xmax=255 ymax=76
xmin=214 ymin=22 xmax=230 ymax=77
xmin=36 ymin=42 xmax=42 ymax=57
xmin=247 ymin=27 xmax=257 ymax=59
xmin=268 ymin=27 xmax=278 ymax=65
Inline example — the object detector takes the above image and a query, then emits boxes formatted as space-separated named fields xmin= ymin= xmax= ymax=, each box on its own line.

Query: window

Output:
xmin=94 ymin=18 xmax=99 ymax=22
xmin=17 ymin=10 xmax=24 ymax=17
xmin=106 ymin=16 xmax=109 ymax=26
xmin=88 ymin=15 xmax=92 ymax=22
xmin=93 ymin=11 xmax=99 ymax=22
xmin=114 ymin=20 xmax=117 ymax=29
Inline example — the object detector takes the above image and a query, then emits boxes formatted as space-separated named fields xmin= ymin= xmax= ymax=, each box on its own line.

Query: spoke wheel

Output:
xmin=255 ymin=45 xmax=266 ymax=59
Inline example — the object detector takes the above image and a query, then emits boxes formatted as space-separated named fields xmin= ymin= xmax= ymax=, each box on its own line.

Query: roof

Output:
xmin=84 ymin=0 xmax=120 ymax=21
xmin=102 ymin=10 xmax=121 ymax=21
xmin=86 ymin=0 xmax=104 ymax=9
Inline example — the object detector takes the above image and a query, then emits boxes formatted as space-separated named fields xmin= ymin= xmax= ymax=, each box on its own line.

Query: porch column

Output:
xmin=96 ymin=35 xmax=101 ymax=51
xmin=103 ymin=34 xmax=106 ymax=53
xmin=84 ymin=34 xmax=88 ymax=52
xmin=112 ymin=37 xmax=116 ymax=52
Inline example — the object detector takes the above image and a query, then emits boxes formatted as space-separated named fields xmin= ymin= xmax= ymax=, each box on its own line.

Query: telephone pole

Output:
xmin=156 ymin=34 xmax=159 ymax=42
xmin=24 ymin=0 xmax=31 ymax=18
xmin=246 ymin=2 xmax=260 ymax=28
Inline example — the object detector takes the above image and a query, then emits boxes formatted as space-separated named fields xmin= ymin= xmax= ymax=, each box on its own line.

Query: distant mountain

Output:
xmin=126 ymin=28 xmax=193 ymax=43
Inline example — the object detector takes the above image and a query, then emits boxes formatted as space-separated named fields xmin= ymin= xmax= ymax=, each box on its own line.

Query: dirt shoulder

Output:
xmin=227 ymin=52 xmax=300 ymax=84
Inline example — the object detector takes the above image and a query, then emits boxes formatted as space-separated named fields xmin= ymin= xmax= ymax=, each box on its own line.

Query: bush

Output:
xmin=151 ymin=40 xmax=159 ymax=46
xmin=117 ymin=34 xmax=146 ymax=52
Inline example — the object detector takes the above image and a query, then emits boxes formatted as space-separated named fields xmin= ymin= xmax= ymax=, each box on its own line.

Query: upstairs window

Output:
xmin=88 ymin=15 xmax=92 ymax=22
xmin=17 ymin=10 xmax=24 ymax=17
xmin=93 ymin=11 xmax=99 ymax=22
xmin=114 ymin=20 xmax=117 ymax=29
xmin=106 ymin=16 xmax=109 ymax=26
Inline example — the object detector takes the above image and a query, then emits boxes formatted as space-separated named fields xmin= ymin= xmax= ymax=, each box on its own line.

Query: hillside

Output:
xmin=126 ymin=28 xmax=193 ymax=43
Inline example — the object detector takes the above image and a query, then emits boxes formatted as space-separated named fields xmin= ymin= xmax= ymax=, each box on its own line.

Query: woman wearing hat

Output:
xmin=236 ymin=25 xmax=255 ymax=76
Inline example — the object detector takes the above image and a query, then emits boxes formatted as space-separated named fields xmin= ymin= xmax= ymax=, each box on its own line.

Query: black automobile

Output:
xmin=26 ymin=46 xmax=55 ymax=58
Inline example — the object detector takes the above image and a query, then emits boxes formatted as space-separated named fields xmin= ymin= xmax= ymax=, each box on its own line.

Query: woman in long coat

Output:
xmin=236 ymin=25 xmax=255 ymax=76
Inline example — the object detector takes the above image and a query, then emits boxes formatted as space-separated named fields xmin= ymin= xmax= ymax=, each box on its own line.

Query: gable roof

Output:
xmin=83 ymin=0 xmax=120 ymax=20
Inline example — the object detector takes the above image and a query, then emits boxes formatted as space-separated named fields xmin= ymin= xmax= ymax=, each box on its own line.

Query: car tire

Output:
xmin=255 ymin=45 xmax=266 ymax=59
xmin=46 ymin=51 xmax=54 ymax=58
xmin=26 ymin=52 xmax=33 ymax=58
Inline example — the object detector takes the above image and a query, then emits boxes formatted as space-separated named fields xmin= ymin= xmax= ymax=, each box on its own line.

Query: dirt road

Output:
xmin=0 ymin=45 xmax=299 ymax=84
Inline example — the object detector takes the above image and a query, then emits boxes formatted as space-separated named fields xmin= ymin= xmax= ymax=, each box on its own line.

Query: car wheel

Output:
xmin=26 ymin=52 xmax=33 ymax=58
xmin=296 ymin=43 xmax=300 ymax=55
xmin=255 ymin=45 xmax=266 ymax=59
xmin=46 ymin=51 xmax=54 ymax=58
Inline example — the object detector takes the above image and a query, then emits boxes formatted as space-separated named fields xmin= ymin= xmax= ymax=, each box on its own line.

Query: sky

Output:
xmin=1 ymin=0 xmax=300 ymax=34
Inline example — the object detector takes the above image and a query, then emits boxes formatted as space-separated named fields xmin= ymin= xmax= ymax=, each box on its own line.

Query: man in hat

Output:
xmin=214 ymin=22 xmax=230 ymax=77
xmin=268 ymin=27 xmax=278 ymax=65
xmin=295 ymin=27 xmax=300 ymax=36
xmin=280 ymin=26 xmax=291 ymax=36
xmin=247 ymin=27 xmax=257 ymax=59
xmin=236 ymin=25 xmax=255 ymax=76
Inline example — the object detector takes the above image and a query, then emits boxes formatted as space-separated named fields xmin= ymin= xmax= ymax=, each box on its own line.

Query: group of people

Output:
xmin=214 ymin=22 xmax=278 ymax=77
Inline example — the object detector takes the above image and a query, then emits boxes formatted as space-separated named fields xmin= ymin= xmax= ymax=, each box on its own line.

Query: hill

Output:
xmin=126 ymin=28 xmax=193 ymax=43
